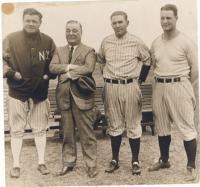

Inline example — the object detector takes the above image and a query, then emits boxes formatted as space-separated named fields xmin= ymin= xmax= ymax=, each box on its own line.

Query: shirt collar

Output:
xmin=69 ymin=45 xmax=78 ymax=51
xmin=23 ymin=29 xmax=41 ymax=39
xmin=115 ymin=31 xmax=128 ymax=40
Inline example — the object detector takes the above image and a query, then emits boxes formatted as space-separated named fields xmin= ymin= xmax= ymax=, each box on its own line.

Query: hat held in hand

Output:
xmin=71 ymin=75 xmax=96 ymax=99
xmin=78 ymin=76 xmax=96 ymax=92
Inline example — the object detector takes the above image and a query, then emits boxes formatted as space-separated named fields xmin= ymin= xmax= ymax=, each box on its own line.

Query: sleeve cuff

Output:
xmin=6 ymin=69 xmax=16 ymax=79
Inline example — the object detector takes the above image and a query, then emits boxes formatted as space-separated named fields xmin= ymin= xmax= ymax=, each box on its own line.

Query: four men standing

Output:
xmin=3 ymin=4 xmax=198 ymax=181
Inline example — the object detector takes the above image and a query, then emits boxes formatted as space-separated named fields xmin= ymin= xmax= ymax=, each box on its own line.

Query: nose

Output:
xmin=68 ymin=30 xmax=75 ymax=35
xmin=162 ymin=18 xmax=168 ymax=23
xmin=116 ymin=23 xmax=120 ymax=27
xmin=28 ymin=21 xmax=34 ymax=26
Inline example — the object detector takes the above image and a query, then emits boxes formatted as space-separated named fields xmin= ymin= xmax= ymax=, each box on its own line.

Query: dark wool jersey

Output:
xmin=3 ymin=30 xmax=56 ymax=102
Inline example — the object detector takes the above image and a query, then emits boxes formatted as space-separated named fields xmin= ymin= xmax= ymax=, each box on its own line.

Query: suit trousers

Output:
xmin=61 ymin=96 xmax=97 ymax=168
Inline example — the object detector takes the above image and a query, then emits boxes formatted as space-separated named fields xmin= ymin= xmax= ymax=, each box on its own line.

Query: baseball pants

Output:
xmin=104 ymin=81 xmax=142 ymax=139
xmin=7 ymin=96 xmax=50 ymax=137
xmin=152 ymin=78 xmax=197 ymax=141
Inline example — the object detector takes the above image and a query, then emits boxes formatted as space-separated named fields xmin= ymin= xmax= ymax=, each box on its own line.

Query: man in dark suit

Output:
xmin=49 ymin=20 xmax=97 ymax=178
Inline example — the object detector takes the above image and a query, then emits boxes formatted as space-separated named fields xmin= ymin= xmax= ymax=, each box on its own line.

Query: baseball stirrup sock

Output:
xmin=129 ymin=138 xmax=140 ymax=163
xmin=184 ymin=138 xmax=197 ymax=168
xmin=11 ymin=137 xmax=23 ymax=168
xmin=35 ymin=135 xmax=46 ymax=165
xmin=158 ymin=135 xmax=171 ymax=162
xmin=111 ymin=135 xmax=122 ymax=162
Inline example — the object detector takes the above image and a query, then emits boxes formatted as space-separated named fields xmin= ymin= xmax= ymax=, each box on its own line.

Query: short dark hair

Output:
xmin=66 ymin=20 xmax=82 ymax=32
xmin=110 ymin=11 xmax=128 ymax=21
xmin=161 ymin=4 xmax=178 ymax=16
xmin=23 ymin=8 xmax=43 ymax=20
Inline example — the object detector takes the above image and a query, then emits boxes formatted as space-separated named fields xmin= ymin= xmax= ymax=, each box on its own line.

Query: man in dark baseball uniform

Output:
xmin=97 ymin=11 xmax=151 ymax=175
xmin=3 ymin=8 xmax=56 ymax=178
xmin=49 ymin=20 xmax=97 ymax=178
xmin=149 ymin=4 xmax=198 ymax=181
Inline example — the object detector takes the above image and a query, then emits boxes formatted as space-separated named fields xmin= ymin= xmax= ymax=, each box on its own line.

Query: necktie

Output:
xmin=68 ymin=46 xmax=74 ymax=64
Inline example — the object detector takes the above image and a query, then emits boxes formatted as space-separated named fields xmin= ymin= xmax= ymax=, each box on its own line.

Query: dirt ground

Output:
xmin=4 ymin=126 xmax=200 ymax=187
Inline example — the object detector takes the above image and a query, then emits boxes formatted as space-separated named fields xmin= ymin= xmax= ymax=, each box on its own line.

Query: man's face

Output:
xmin=66 ymin=22 xmax=82 ymax=46
xmin=23 ymin=14 xmax=41 ymax=34
xmin=160 ymin=10 xmax=177 ymax=32
xmin=111 ymin=15 xmax=128 ymax=38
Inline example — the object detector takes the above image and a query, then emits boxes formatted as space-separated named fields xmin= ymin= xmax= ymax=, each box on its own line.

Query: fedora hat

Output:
xmin=71 ymin=75 xmax=96 ymax=99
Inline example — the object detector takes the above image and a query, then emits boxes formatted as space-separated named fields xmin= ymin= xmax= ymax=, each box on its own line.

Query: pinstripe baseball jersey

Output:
xmin=151 ymin=32 xmax=198 ymax=77
xmin=98 ymin=32 xmax=150 ymax=79
xmin=151 ymin=31 xmax=197 ymax=140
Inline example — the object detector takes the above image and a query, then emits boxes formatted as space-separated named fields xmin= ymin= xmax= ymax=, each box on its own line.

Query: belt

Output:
xmin=155 ymin=77 xmax=181 ymax=83
xmin=104 ymin=78 xmax=136 ymax=84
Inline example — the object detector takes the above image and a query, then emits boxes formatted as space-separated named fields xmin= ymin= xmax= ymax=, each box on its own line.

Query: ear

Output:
xmin=39 ymin=20 xmax=42 ymax=27
xmin=127 ymin=20 xmax=129 ymax=26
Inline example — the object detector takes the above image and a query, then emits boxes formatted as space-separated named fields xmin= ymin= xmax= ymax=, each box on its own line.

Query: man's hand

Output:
xmin=43 ymin=74 xmax=49 ymax=80
xmin=66 ymin=64 xmax=79 ymax=72
xmin=14 ymin=72 xmax=22 ymax=80
xmin=69 ymin=64 xmax=79 ymax=70
xmin=59 ymin=73 xmax=70 ymax=83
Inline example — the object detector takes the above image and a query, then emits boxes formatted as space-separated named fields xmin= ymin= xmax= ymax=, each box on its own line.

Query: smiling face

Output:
xmin=65 ymin=22 xmax=82 ymax=46
xmin=160 ymin=10 xmax=177 ymax=32
xmin=111 ymin=14 xmax=129 ymax=38
xmin=23 ymin=14 xmax=41 ymax=34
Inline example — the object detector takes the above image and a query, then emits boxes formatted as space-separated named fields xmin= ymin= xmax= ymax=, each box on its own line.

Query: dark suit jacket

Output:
xmin=49 ymin=43 xmax=96 ymax=110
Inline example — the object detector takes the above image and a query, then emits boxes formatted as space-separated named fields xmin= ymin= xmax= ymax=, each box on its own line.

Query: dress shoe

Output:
xmin=58 ymin=166 xmax=73 ymax=176
xmin=132 ymin=162 xmax=141 ymax=175
xmin=38 ymin=164 xmax=50 ymax=175
xmin=10 ymin=167 xmax=20 ymax=178
xmin=148 ymin=158 xmax=170 ymax=172
xmin=87 ymin=167 xmax=98 ymax=178
xmin=105 ymin=160 xmax=119 ymax=173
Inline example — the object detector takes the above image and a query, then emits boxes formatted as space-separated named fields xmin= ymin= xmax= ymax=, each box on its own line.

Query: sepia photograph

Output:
xmin=1 ymin=0 xmax=199 ymax=186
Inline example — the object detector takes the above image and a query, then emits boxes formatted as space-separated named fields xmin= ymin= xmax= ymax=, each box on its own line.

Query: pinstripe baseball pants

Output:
xmin=152 ymin=79 xmax=197 ymax=141
xmin=7 ymin=96 xmax=50 ymax=137
xmin=103 ymin=81 xmax=142 ymax=139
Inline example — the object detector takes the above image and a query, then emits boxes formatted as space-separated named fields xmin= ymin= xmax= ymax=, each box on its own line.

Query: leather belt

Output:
xmin=104 ymin=78 xmax=136 ymax=84
xmin=155 ymin=77 xmax=181 ymax=83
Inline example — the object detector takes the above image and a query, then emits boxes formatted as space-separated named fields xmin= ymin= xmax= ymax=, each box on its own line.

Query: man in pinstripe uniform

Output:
xmin=97 ymin=11 xmax=151 ymax=175
xmin=149 ymin=4 xmax=198 ymax=181
xmin=3 ymin=8 xmax=56 ymax=178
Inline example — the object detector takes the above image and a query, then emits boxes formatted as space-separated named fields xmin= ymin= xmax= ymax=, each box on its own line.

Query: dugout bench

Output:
xmin=4 ymin=83 xmax=154 ymax=136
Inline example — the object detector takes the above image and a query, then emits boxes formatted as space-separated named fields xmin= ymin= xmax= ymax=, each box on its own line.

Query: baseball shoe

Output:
xmin=105 ymin=160 xmax=120 ymax=173
xmin=10 ymin=167 xmax=20 ymax=178
xmin=87 ymin=167 xmax=98 ymax=178
xmin=132 ymin=162 xmax=141 ymax=175
xmin=148 ymin=158 xmax=170 ymax=172
xmin=37 ymin=164 xmax=50 ymax=175
xmin=185 ymin=166 xmax=198 ymax=181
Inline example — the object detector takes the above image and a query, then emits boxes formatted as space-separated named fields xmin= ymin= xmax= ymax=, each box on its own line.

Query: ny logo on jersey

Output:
xmin=39 ymin=50 xmax=50 ymax=61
